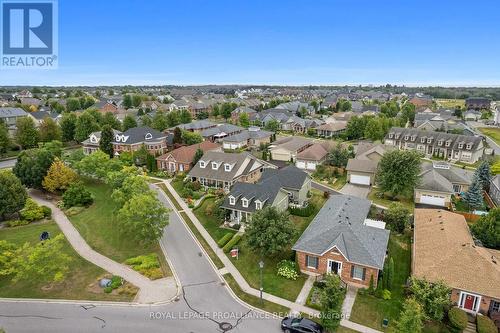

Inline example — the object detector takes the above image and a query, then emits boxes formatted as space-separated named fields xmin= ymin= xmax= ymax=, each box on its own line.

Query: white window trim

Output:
xmin=458 ymin=291 xmax=482 ymax=313
xmin=211 ymin=162 xmax=220 ymax=170
xmin=145 ymin=133 xmax=153 ymax=140
xmin=199 ymin=161 xmax=206 ymax=168
xmin=306 ymin=255 xmax=318 ymax=269
xmin=352 ymin=266 xmax=364 ymax=281
xmin=229 ymin=196 xmax=235 ymax=205
xmin=255 ymin=201 xmax=262 ymax=210
xmin=242 ymin=198 xmax=248 ymax=208
xmin=427 ymin=138 xmax=432 ymax=143
xmin=327 ymin=259 xmax=342 ymax=276
xmin=458 ymin=143 xmax=464 ymax=149
xmin=466 ymin=144 xmax=472 ymax=149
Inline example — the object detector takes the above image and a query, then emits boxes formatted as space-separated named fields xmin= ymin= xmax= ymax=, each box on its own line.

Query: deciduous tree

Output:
xmin=62 ymin=182 xmax=94 ymax=208
xmin=122 ymin=115 xmax=137 ymax=131
xmin=239 ymin=113 xmax=250 ymax=128
xmin=0 ymin=170 xmax=27 ymax=220
xmin=0 ymin=121 xmax=10 ymax=156
xmin=13 ymin=143 xmax=61 ymax=188
xmin=39 ymin=117 xmax=62 ymax=142
xmin=75 ymin=150 xmax=122 ymax=180
xmin=15 ymin=117 xmax=39 ymax=149
xmin=59 ymin=112 xmax=77 ymax=142
xmin=471 ymin=207 xmax=500 ymax=249
xmin=42 ymin=158 xmax=78 ymax=193
xmin=180 ymin=110 xmax=192 ymax=124
xmin=181 ymin=130 xmax=203 ymax=145
xmin=384 ymin=202 xmax=410 ymax=233
xmin=245 ymin=206 xmax=297 ymax=257
xmin=409 ymin=277 xmax=451 ymax=321
xmin=396 ymin=298 xmax=424 ymax=333
xmin=319 ymin=274 xmax=345 ymax=332
xmin=74 ymin=112 xmax=99 ymax=142
xmin=376 ymin=150 xmax=421 ymax=198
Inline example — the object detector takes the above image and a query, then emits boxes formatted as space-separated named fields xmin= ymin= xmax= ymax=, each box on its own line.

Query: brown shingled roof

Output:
xmin=156 ymin=141 xmax=220 ymax=164
xmin=413 ymin=209 xmax=500 ymax=299
xmin=296 ymin=143 xmax=328 ymax=161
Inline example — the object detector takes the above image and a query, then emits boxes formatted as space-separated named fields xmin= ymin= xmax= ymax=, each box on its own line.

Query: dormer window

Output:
xmin=255 ymin=201 xmax=262 ymax=210
xmin=199 ymin=161 xmax=206 ymax=168
xmin=411 ymin=135 xmax=416 ymax=141
xmin=388 ymin=133 xmax=393 ymax=138
xmin=242 ymin=198 xmax=248 ymax=208
xmin=421 ymin=137 xmax=425 ymax=143
xmin=224 ymin=163 xmax=233 ymax=172
xmin=427 ymin=138 xmax=432 ymax=143
xmin=458 ymin=143 xmax=464 ymax=149
xmin=211 ymin=162 xmax=220 ymax=170
xmin=395 ymin=134 xmax=400 ymax=139
xmin=145 ymin=133 xmax=153 ymax=140
xmin=229 ymin=196 xmax=235 ymax=205
xmin=445 ymin=140 xmax=451 ymax=147
xmin=404 ymin=135 xmax=409 ymax=141
xmin=466 ymin=143 xmax=472 ymax=149
xmin=438 ymin=140 xmax=443 ymax=146
xmin=90 ymin=134 xmax=98 ymax=143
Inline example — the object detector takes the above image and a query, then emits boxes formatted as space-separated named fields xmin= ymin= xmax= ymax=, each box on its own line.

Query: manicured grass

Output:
xmin=368 ymin=188 xmax=415 ymax=211
xmin=436 ymin=98 xmax=465 ymax=109
xmin=0 ymin=221 xmax=136 ymax=301
xmin=349 ymin=233 xmax=411 ymax=332
xmin=332 ymin=174 xmax=347 ymax=190
xmin=68 ymin=181 xmax=171 ymax=277
xmin=157 ymin=183 xmax=183 ymax=211
xmin=223 ymin=273 xmax=290 ymax=315
xmin=422 ymin=321 xmax=452 ymax=333
xmin=228 ymin=190 xmax=327 ymax=302
xmin=193 ymin=197 xmax=237 ymax=241
xmin=479 ymin=127 xmax=500 ymax=146
xmin=179 ymin=211 xmax=225 ymax=269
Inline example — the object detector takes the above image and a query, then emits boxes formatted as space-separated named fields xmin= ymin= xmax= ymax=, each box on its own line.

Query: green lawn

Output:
xmin=349 ymin=233 xmax=411 ymax=332
xmin=332 ymin=174 xmax=347 ymax=190
xmin=479 ymin=127 xmax=500 ymax=146
xmin=0 ymin=221 xmax=136 ymax=301
xmin=68 ymin=181 xmax=171 ymax=276
xmin=228 ymin=190 xmax=327 ymax=302
xmin=193 ymin=197 xmax=237 ymax=241
xmin=223 ymin=273 xmax=290 ymax=315
xmin=368 ymin=188 xmax=415 ymax=211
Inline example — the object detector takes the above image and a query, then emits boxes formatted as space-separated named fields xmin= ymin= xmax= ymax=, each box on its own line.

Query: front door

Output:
xmin=328 ymin=260 xmax=342 ymax=275
xmin=463 ymin=294 xmax=475 ymax=311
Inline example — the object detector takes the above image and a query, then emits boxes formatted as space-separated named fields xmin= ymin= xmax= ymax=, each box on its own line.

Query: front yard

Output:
xmin=68 ymin=181 xmax=171 ymax=277
xmin=368 ymin=188 xmax=415 ymax=211
xmin=349 ymin=233 xmax=411 ymax=331
xmin=479 ymin=127 xmax=500 ymax=146
xmin=192 ymin=189 xmax=327 ymax=302
xmin=0 ymin=221 xmax=137 ymax=301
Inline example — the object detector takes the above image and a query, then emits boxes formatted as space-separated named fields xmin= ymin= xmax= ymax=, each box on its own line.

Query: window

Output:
xmin=388 ymin=133 xmax=393 ymax=138
xmin=144 ymin=133 xmax=152 ymax=140
xmin=199 ymin=161 xmax=206 ymax=168
xmin=438 ymin=140 xmax=443 ymax=146
xmin=445 ymin=141 xmax=451 ymax=147
xmin=411 ymin=135 xmax=416 ymax=141
xmin=491 ymin=300 xmax=500 ymax=313
xmin=224 ymin=163 xmax=233 ymax=172
xmin=255 ymin=201 xmax=262 ymax=210
xmin=306 ymin=255 xmax=318 ymax=269
xmin=466 ymin=144 xmax=472 ymax=149
xmin=242 ymin=198 xmax=248 ymax=208
xmin=404 ymin=135 xmax=409 ymax=140
xmin=427 ymin=138 xmax=432 ymax=143
xmin=421 ymin=137 xmax=425 ymax=143
xmin=351 ymin=265 xmax=365 ymax=280
xmin=211 ymin=162 xmax=219 ymax=170
xmin=229 ymin=196 xmax=235 ymax=205
xmin=458 ymin=143 xmax=464 ymax=149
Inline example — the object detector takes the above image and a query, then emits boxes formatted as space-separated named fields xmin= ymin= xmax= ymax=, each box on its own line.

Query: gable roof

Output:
xmin=156 ymin=141 xmax=220 ymax=163
xmin=0 ymin=107 xmax=28 ymax=118
xmin=413 ymin=209 xmax=500 ymax=299
xmin=346 ymin=158 xmax=378 ymax=173
xmin=270 ymin=136 xmax=313 ymax=153
xmin=292 ymin=195 xmax=390 ymax=269
xmin=113 ymin=126 xmax=166 ymax=144
xmin=296 ymin=143 xmax=328 ymax=161
xmin=260 ymin=165 xmax=310 ymax=190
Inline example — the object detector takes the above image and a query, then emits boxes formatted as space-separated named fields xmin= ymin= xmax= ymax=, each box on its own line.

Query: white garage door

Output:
xmin=306 ymin=161 xmax=317 ymax=170
xmin=350 ymin=174 xmax=371 ymax=185
xmin=420 ymin=194 xmax=446 ymax=207
xmin=296 ymin=161 xmax=306 ymax=169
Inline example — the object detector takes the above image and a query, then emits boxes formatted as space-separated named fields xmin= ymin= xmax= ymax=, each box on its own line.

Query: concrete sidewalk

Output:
xmin=160 ymin=180 xmax=384 ymax=333
xmin=30 ymin=191 xmax=178 ymax=304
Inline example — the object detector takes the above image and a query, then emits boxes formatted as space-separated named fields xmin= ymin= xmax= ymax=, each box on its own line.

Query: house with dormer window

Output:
xmin=384 ymin=127 xmax=484 ymax=163
xmin=82 ymin=128 xmax=122 ymax=155
xmin=220 ymin=165 xmax=311 ymax=224
xmin=188 ymin=151 xmax=268 ymax=190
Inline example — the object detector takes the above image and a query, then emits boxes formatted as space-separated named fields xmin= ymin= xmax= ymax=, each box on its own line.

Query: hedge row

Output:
xmin=289 ymin=204 xmax=315 ymax=217
xmin=223 ymin=234 xmax=242 ymax=253
xmin=217 ymin=233 xmax=233 ymax=248
xmin=477 ymin=315 xmax=497 ymax=333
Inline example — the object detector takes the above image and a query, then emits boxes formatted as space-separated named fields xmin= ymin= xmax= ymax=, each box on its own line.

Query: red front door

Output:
xmin=463 ymin=294 xmax=475 ymax=310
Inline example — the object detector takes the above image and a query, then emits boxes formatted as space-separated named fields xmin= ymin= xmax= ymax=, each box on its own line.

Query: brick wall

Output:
xmin=450 ymin=288 xmax=498 ymax=315
xmin=296 ymin=249 xmax=380 ymax=288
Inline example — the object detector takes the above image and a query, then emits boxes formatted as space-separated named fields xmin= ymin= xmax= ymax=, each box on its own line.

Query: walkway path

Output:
xmin=30 ymin=191 xmax=178 ymax=304
xmin=295 ymin=275 xmax=315 ymax=305
xmin=159 ymin=179 xmax=383 ymax=333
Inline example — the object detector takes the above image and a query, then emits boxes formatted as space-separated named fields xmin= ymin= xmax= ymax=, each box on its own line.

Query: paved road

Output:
xmin=0 ymin=186 xmax=281 ymax=333
xmin=0 ymin=158 xmax=16 ymax=169
xmin=466 ymin=121 xmax=500 ymax=155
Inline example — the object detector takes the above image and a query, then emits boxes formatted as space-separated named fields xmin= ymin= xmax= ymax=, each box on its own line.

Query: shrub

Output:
xmin=381 ymin=289 xmax=391 ymax=300
xmin=222 ymin=234 xmax=242 ymax=253
xmin=103 ymin=286 xmax=113 ymax=293
xmin=217 ymin=233 xmax=233 ymax=248
xmin=6 ymin=219 xmax=29 ymax=227
xmin=110 ymin=276 xmax=123 ymax=289
xmin=448 ymin=307 xmax=468 ymax=332
xmin=276 ymin=260 xmax=299 ymax=280
xmin=41 ymin=205 xmax=52 ymax=218
xmin=62 ymin=182 xmax=94 ymax=208
xmin=19 ymin=198 xmax=45 ymax=222
xmin=64 ymin=206 xmax=85 ymax=216
xmin=477 ymin=315 xmax=497 ymax=333
xmin=124 ymin=254 xmax=163 ymax=280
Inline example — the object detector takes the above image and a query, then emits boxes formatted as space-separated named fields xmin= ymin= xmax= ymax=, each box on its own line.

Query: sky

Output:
xmin=1 ymin=0 xmax=500 ymax=86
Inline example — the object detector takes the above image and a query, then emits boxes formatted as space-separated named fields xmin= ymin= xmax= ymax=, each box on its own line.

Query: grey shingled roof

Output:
xmin=188 ymin=151 xmax=262 ymax=182
xmin=420 ymin=161 xmax=473 ymax=185
xmin=346 ymin=158 xmax=378 ymax=173
xmin=417 ymin=169 xmax=453 ymax=193
xmin=0 ymin=107 xmax=28 ymax=118
xmin=113 ymin=126 xmax=165 ymax=144
xmin=260 ymin=165 xmax=309 ymax=190
xmin=292 ymin=195 xmax=389 ymax=269
xmin=200 ymin=123 xmax=244 ymax=138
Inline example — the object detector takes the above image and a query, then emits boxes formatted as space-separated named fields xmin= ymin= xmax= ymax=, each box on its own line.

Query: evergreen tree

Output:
xmin=99 ymin=125 xmax=115 ymax=158
xmin=462 ymin=176 xmax=484 ymax=211
xmin=387 ymin=257 xmax=394 ymax=290
xmin=192 ymin=148 xmax=204 ymax=165
xmin=475 ymin=160 xmax=491 ymax=190
xmin=173 ymin=127 xmax=182 ymax=144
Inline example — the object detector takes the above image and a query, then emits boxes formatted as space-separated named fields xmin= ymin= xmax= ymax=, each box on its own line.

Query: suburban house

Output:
xmin=172 ymin=119 xmax=217 ymax=133
xmin=188 ymin=151 xmax=266 ymax=190
xmin=82 ymin=126 xmax=168 ymax=156
xmin=293 ymin=195 xmax=390 ymax=288
xmin=156 ymin=141 xmax=220 ymax=173
xmin=295 ymin=143 xmax=328 ymax=171
xmin=384 ymin=127 xmax=484 ymax=163
xmin=314 ymin=122 xmax=347 ymax=138
xmin=28 ymin=111 xmax=62 ymax=126
xmin=269 ymin=136 xmax=314 ymax=162
xmin=221 ymin=127 xmax=272 ymax=150
xmin=464 ymin=109 xmax=482 ymax=121
xmin=466 ymin=97 xmax=491 ymax=110
xmin=200 ymin=123 xmax=245 ymax=142
xmin=0 ymin=107 xmax=29 ymax=135
xmin=231 ymin=106 xmax=257 ymax=122
xmin=346 ymin=143 xmax=392 ymax=186
xmin=19 ymin=97 xmax=42 ymax=108
xmin=409 ymin=95 xmax=433 ymax=108
xmin=221 ymin=166 xmax=311 ymax=224
xmin=488 ymin=175 xmax=500 ymax=206
xmin=82 ymin=129 xmax=123 ymax=155
xmin=414 ymin=161 xmax=473 ymax=208
xmin=413 ymin=209 xmax=500 ymax=316
xmin=414 ymin=110 xmax=471 ymax=134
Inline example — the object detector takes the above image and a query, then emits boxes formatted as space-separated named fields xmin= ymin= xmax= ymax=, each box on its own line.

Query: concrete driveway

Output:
xmin=341 ymin=183 xmax=371 ymax=198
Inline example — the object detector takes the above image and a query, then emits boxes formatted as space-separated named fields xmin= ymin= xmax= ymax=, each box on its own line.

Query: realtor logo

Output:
xmin=1 ymin=0 xmax=58 ymax=68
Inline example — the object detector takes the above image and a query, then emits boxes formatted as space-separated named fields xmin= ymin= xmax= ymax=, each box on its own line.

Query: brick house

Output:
xmin=293 ymin=195 xmax=390 ymax=288
xmin=156 ymin=141 xmax=220 ymax=173
xmin=413 ymin=209 xmax=500 ymax=317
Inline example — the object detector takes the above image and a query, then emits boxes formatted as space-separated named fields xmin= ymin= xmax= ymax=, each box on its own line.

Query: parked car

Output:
xmin=281 ymin=316 xmax=323 ymax=333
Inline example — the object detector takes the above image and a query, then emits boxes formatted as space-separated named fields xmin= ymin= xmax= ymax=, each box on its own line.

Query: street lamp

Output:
xmin=259 ymin=260 xmax=264 ymax=304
